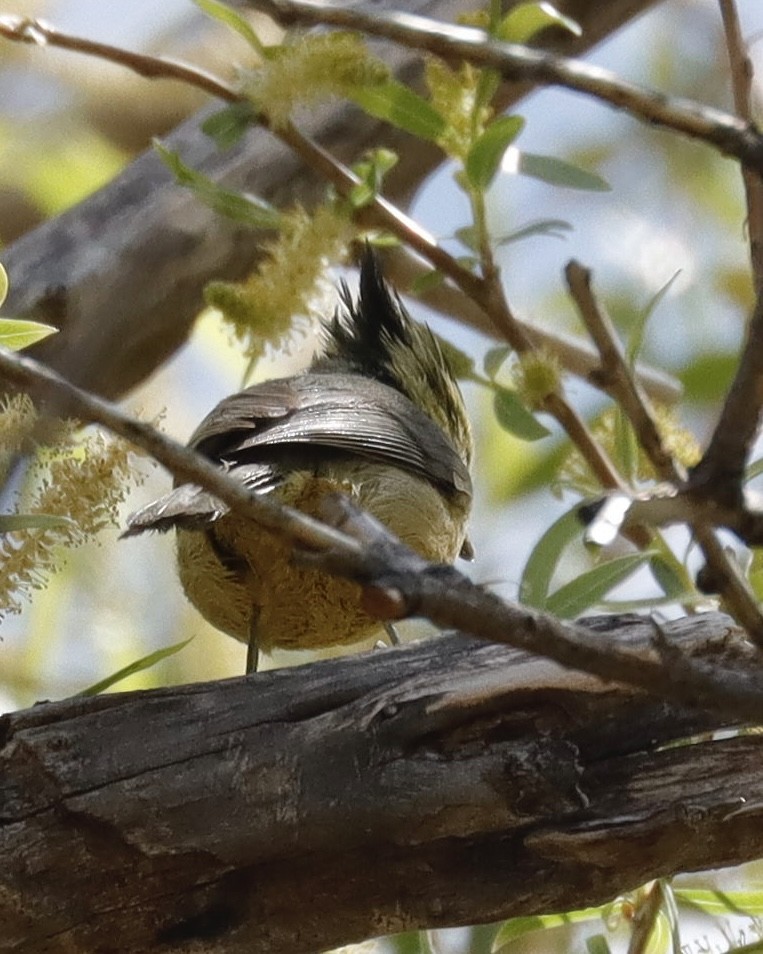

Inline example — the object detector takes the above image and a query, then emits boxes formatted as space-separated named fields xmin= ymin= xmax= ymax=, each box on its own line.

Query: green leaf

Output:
xmin=192 ymin=0 xmax=266 ymax=55
xmin=349 ymin=81 xmax=446 ymax=141
xmin=493 ymin=386 xmax=550 ymax=440
xmin=455 ymin=225 xmax=480 ymax=252
xmin=586 ymin=936 xmax=613 ymax=954
xmin=519 ymin=506 xmax=585 ymax=609
xmin=0 ymin=318 xmax=58 ymax=351
xmin=349 ymin=147 xmax=399 ymax=207
xmin=680 ymin=352 xmax=735 ymax=403
xmin=155 ymin=143 xmax=282 ymax=229
xmin=0 ymin=513 xmax=76 ymax=532
xmin=546 ymin=552 xmax=652 ymax=619
xmin=494 ymin=218 xmax=573 ymax=245
xmin=76 ymin=638 xmax=194 ymax=697
xmin=650 ymin=553 xmax=691 ymax=600
xmin=465 ymin=115 xmax=525 ymax=190
xmin=493 ymin=906 xmax=605 ymax=952
xmin=627 ymin=271 xmax=681 ymax=366
xmin=484 ymin=344 xmax=511 ymax=379
xmin=498 ymin=2 xmax=582 ymax=43
xmin=0 ymin=262 xmax=8 ymax=309
xmin=674 ymin=887 xmax=763 ymax=917
xmin=202 ymin=102 xmax=258 ymax=149
xmin=411 ymin=269 xmax=445 ymax=294
xmin=517 ymin=151 xmax=611 ymax=191
xmin=435 ymin=334 xmax=475 ymax=379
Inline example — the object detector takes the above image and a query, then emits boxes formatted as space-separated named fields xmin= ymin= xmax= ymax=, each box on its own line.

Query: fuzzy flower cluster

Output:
xmin=243 ymin=32 xmax=388 ymax=128
xmin=513 ymin=350 xmax=562 ymax=409
xmin=204 ymin=204 xmax=354 ymax=362
xmin=0 ymin=393 xmax=37 ymax=479
xmin=425 ymin=58 xmax=492 ymax=161
xmin=0 ymin=430 xmax=137 ymax=616
xmin=561 ymin=405 xmax=701 ymax=495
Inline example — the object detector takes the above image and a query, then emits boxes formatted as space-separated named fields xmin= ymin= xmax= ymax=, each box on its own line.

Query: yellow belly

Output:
xmin=175 ymin=463 xmax=468 ymax=653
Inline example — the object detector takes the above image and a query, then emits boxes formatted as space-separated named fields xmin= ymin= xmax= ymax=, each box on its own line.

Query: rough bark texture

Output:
xmin=1 ymin=612 xmax=761 ymax=954
xmin=2 ymin=0 xmax=660 ymax=399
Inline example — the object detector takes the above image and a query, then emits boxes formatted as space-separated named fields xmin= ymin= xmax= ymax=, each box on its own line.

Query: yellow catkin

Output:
xmin=425 ymin=58 xmax=492 ymax=160
xmin=0 ymin=431 xmax=137 ymax=616
xmin=204 ymin=205 xmax=354 ymax=361
xmin=243 ymin=32 xmax=388 ymax=128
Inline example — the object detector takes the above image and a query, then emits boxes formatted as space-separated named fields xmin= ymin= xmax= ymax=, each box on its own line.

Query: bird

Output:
xmin=124 ymin=251 xmax=473 ymax=671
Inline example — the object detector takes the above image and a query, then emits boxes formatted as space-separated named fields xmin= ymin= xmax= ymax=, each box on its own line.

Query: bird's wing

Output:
xmin=207 ymin=374 xmax=471 ymax=498
xmin=124 ymin=373 xmax=470 ymax=536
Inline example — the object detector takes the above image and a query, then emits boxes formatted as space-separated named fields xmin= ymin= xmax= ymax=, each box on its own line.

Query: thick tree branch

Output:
xmin=1 ymin=613 xmax=761 ymax=954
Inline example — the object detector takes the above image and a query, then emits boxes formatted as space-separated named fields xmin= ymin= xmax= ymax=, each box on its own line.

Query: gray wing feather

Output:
xmin=125 ymin=373 xmax=470 ymax=536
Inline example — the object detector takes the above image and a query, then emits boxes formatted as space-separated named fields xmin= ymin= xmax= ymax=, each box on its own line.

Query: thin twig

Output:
xmin=566 ymin=260 xmax=763 ymax=645
xmin=566 ymin=261 xmax=681 ymax=482
xmin=249 ymin=0 xmax=763 ymax=172
xmin=627 ymin=882 xmax=666 ymax=954
xmin=719 ymin=0 xmax=763 ymax=293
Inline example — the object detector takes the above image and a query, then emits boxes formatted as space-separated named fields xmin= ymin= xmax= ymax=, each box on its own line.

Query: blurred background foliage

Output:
xmin=2 ymin=1 xmax=763 ymax=950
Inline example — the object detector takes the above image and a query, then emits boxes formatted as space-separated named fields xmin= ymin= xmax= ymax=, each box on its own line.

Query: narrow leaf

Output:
xmin=493 ymin=386 xmax=550 ymax=440
xmin=627 ymin=271 xmax=681 ymax=366
xmin=155 ymin=143 xmax=281 ymax=229
xmin=484 ymin=344 xmax=511 ymax=380
xmin=192 ymin=0 xmax=266 ymax=54
xmin=435 ymin=335 xmax=475 ymax=379
xmin=411 ymin=269 xmax=445 ymax=294
xmin=650 ymin=554 xmax=690 ymax=600
xmin=77 ymin=638 xmax=194 ymax=697
xmin=494 ymin=906 xmax=605 ymax=951
xmin=675 ymin=887 xmax=763 ymax=916
xmin=519 ymin=506 xmax=585 ymax=609
xmin=202 ymin=102 xmax=258 ymax=149
xmin=0 ymin=513 xmax=76 ymax=532
xmin=498 ymin=2 xmax=582 ymax=43
xmin=349 ymin=81 xmax=446 ymax=141
xmin=546 ymin=553 xmax=652 ymax=619
xmin=0 ymin=318 xmax=58 ymax=351
xmin=517 ymin=150 xmax=610 ymax=191
xmin=0 ymin=262 xmax=8 ymax=309
xmin=465 ymin=115 xmax=525 ymax=190
xmin=495 ymin=218 xmax=573 ymax=246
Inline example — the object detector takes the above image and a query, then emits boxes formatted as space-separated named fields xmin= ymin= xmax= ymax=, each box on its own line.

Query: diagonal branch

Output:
xmin=250 ymin=0 xmax=763 ymax=171
xmin=719 ymin=0 xmax=763 ymax=293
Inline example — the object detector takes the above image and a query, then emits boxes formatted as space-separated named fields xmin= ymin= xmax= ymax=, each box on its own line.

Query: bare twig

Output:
xmin=249 ymin=0 xmax=763 ymax=172
xmin=626 ymin=882 xmax=667 ymax=954
xmin=566 ymin=260 xmax=763 ymax=645
xmin=565 ymin=261 xmax=681 ymax=481
xmin=690 ymin=286 xmax=763 ymax=507
xmin=719 ymin=0 xmax=763 ymax=293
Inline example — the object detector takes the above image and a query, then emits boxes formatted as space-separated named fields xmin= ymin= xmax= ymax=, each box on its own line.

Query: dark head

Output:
xmin=313 ymin=250 xmax=472 ymax=467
